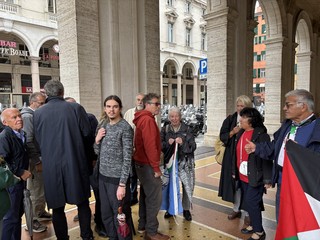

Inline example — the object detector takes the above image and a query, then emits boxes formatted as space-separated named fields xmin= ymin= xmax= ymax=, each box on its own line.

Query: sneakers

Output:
xmin=137 ymin=227 xmax=145 ymax=234
xmin=25 ymin=219 xmax=47 ymax=233
xmin=38 ymin=211 xmax=52 ymax=221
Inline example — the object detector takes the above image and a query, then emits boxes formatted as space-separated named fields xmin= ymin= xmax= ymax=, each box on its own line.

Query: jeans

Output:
xmin=1 ymin=181 xmax=24 ymax=240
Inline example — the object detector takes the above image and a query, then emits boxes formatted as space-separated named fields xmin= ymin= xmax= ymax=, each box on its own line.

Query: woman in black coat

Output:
xmin=235 ymin=107 xmax=272 ymax=240
xmin=218 ymin=95 xmax=252 ymax=224
xmin=161 ymin=107 xmax=196 ymax=221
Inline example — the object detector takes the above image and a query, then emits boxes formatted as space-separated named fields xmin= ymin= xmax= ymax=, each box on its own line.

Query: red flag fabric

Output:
xmin=275 ymin=140 xmax=320 ymax=240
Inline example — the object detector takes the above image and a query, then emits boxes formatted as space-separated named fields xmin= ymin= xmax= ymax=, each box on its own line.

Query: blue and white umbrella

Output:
xmin=161 ymin=143 xmax=183 ymax=216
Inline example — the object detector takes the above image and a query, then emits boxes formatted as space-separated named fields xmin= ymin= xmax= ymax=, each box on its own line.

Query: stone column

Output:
xmin=160 ymin=71 xmax=164 ymax=105
xmin=29 ymin=56 xmax=41 ymax=92
xmin=137 ymin=0 xmax=160 ymax=94
xmin=309 ymin=33 xmax=320 ymax=113
xmin=182 ymin=80 xmax=186 ymax=106
xmin=246 ymin=20 xmax=258 ymax=91
xmin=193 ymin=75 xmax=198 ymax=106
xmin=177 ymin=74 xmax=182 ymax=107
xmin=204 ymin=4 xmax=238 ymax=146
xmin=296 ymin=51 xmax=312 ymax=90
xmin=264 ymin=37 xmax=286 ymax=133
xmin=56 ymin=0 xmax=101 ymax=116
xmin=168 ymin=82 xmax=173 ymax=105
xmin=12 ymin=65 xmax=21 ymax=93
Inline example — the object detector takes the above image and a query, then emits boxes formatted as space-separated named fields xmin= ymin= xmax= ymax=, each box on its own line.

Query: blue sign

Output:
xmin=199 ymin=58 xmax=207 ymax=79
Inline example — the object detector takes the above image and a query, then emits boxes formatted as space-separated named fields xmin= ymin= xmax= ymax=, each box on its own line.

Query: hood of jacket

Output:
xmin=133 ymin=110 xmax=154 ymax=126
xmin=20 ymin=107 xmax=34 ymax=116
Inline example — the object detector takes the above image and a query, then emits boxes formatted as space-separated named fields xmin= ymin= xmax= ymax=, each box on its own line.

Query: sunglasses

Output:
xmin=148 ymin=102 xmax=161 ymax=107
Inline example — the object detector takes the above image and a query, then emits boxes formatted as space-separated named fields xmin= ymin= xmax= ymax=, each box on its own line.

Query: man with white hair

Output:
xmin=0 ymin=108 xmax=32 ymax=239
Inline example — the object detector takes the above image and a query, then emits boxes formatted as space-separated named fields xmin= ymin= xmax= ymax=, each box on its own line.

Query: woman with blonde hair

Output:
xmin=218 ymin=95 xmax=252 ymax=227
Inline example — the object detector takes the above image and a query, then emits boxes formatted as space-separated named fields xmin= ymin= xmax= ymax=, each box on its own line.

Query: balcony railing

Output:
xmin=0 ymin=2 xmax=18 ymax=14
xmin=49 ymin=13 xmax=57 ymax=22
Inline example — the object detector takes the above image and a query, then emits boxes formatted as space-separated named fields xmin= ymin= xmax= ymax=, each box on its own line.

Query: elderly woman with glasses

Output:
xmin=160 ymin=106 xmax=196 ymax=221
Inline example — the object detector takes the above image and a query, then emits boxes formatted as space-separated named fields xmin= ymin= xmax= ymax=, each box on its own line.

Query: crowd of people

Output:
xmin=0 ymin=81 xmax=197 ymax=240
xmin=218 ymin=89 xmax=320 ymax=240
xmin=0 ymin=79 xmax=319 ymax=240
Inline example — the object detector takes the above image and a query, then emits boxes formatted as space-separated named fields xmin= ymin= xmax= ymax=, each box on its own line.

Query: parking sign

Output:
xmin=199 ymin=58 xmax=207 ymax=79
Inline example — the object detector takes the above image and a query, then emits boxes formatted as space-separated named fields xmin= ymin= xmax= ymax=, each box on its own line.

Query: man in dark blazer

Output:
xmin=34 ymin=80 xmax=94 ymax=240
xmin=0 ymin=108 xmax=32 ymax=240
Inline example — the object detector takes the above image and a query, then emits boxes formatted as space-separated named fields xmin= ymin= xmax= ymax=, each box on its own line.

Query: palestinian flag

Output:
xmin=275 ymin=140 xmax=320 ymax=240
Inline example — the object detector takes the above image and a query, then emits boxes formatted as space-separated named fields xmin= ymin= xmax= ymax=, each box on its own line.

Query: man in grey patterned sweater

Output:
xmin=95 ymin=95 xmax=133 ymax=240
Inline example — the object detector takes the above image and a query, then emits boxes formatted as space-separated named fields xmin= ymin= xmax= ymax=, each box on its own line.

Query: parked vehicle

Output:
xmin=161 ymin=104 xmax=207 ymax=137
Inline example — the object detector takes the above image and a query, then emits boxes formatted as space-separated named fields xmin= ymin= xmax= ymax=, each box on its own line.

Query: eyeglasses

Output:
xmin=148 ymin=102 xmax=161 ymax=107
xmin=284 ymin=102 xmax=303 ymax=109
xmin=37 ymin=101 xmax=45 ymax=105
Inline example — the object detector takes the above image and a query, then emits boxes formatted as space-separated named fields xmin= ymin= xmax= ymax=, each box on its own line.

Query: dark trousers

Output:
xmin=241 ymin=181 xmax=264 ymax=233
xmin=276 ymin=182 xmax=281 ymax=223
xmin=99 ymin=178 xmax=132 ymax=240
xmin=52 ymin=199 xmax=93 ymax=240
xmin=89 ymin=175 xmax=103 ymax=228
xmin=1 ymin=181 xmax=24 ymax=240
xmin=130 ymin=163 xmax=138 ymax=203
xmin=135 ymin=164 xmax=162 ymax=236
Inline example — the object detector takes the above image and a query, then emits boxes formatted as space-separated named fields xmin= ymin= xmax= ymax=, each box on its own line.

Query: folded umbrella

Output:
xmin=23 ymin=188 xmax=33 ymax=240
xmin=117 ymin=206 xmax=130 ymax=238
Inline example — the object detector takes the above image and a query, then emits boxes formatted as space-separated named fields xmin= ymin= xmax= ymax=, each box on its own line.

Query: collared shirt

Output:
xmin=278 ymin=114 xmax=315 ymax=167
xmin=13 ymin=129 xmax=25 ymax=143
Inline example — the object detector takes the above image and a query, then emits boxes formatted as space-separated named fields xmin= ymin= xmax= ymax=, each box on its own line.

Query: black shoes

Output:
xmin=183 ymin=210 xmax=192 ymax=221
xmin=164 ymin=211 xmax=173 ymax=219
xmin=241 ymin=225 xmax=254 ymax=234
xmin=131 ymin=199 xmax=139 ymax=206
xmin=247 ymin=231 xmax=266 ymax=240
xmin=94 ymin=224 xmax=107 ymax=238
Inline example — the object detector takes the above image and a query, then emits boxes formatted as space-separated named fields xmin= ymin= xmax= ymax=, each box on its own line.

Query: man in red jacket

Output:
xmin=133 ymin=93 xmax=170 ymax=240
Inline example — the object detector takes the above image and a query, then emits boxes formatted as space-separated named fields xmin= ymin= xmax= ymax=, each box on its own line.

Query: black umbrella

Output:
xmin=23 ymin=188 xmax=33 ymax=239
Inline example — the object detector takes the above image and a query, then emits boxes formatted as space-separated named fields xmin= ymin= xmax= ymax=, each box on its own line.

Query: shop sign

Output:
xmin=0 ymin=86 xmax=12 ymax=92
xmin=22 ymin=87 xmax=33 ymax=93
xmin=0 ymin=47 xmax=28 ymax=57
xmin=0 ymin=40 xmax=29 ymax=57
xmin=0 ymin=40 xmax=16 ymax=48
xmin=42 ymin=53 xmax=59 ymax=61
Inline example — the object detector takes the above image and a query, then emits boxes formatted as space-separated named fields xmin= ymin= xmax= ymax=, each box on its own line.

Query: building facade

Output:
xmin=0 ymin=0 xmax=59 ymax=110
xmin=160 ymin=0 xmax=207 ymax=107
xmin=253 ymin=3 xmax=266 ymax=105
xmin=1 ymin=0 xmax=320 ymax=146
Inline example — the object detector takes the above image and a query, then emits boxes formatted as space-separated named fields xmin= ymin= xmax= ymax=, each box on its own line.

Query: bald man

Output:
xmin=0 ymin=108 xmax=32 ymax=240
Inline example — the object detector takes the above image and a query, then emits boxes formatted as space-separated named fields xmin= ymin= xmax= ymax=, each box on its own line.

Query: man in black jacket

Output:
xmin=34 ymin=80 xmax=94 ymax=240
xmin=0 ymin=108 xmax=32 ymax=240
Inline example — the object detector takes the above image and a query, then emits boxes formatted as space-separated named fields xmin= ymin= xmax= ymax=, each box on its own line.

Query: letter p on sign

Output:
xmin=199 ymin=58 xmax=207 ymax=79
